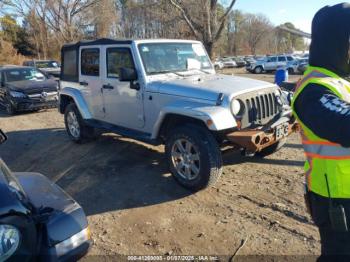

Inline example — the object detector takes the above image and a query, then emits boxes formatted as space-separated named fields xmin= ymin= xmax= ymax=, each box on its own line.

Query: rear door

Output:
xmin=264 ymin=56 xmax=277 ymax=70
xmin=101 ymin=45 xmax=144 ymax=129
xmin=278 ymin=56 xmax=287 ymax=68
xmin=79 ymin=47 xmax=105 ymax=119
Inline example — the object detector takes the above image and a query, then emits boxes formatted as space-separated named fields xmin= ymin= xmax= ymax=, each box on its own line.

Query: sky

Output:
xmin=223 ymin=0 xmax=344 ymax=33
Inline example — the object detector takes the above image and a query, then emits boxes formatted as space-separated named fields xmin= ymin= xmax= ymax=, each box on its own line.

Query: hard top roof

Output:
xmin=61 ymin=38 xmax=202 ymax=50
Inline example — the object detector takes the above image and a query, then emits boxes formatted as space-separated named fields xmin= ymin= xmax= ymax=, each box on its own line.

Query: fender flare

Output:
xmin=59 ymin=87 xmax=92 ymax=119
xmin=151 ymin=101 xmax=237 ymax=139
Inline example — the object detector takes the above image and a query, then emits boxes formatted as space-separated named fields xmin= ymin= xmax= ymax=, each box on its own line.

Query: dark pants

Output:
xmin=309 ymin=192 xmax=350 ymax=261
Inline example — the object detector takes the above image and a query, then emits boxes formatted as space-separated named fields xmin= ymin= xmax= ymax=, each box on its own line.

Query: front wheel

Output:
xmin=64 ymin=103 xmax=95 ymax=143
xmin=165 ymin=125 xmax=223 ymax=191
xmin=254 ymin=66 xmax=263 ymax=74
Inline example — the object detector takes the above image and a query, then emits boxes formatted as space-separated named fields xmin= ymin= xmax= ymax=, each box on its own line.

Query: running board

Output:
xmin=84 ymin=119 xmax=161 ymax=146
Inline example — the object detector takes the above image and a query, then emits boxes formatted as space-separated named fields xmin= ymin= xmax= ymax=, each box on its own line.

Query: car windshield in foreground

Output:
xmin=5 ymin=68 xmax=46 ymax=82
xmin=138 ymin=43 xmax=213 ymax=75
xmin=36 ymin=61 xmax=59 ymax=68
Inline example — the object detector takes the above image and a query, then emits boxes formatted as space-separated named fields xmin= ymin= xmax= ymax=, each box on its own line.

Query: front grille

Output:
xmin=237 ymin=87 xmax=281 ymax=128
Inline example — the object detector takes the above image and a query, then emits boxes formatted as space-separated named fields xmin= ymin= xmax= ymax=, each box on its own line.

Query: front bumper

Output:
xmin=10 ymin=95 xmax=58 ymax=111
xmin=226 ymin=118 xmax=299 ymax=152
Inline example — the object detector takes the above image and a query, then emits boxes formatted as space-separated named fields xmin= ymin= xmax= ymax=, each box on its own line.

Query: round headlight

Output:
xmin=231 ymin=99 xmax=245 ymax=116
xmin=0 ymin=225 xmax=20 ymax=261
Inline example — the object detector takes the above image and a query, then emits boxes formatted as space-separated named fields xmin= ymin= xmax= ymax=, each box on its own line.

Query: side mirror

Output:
xmin=0 ymin=129 xmax=7 ymax=144
xmin=119 ymin=68 xmax=138 ymax=82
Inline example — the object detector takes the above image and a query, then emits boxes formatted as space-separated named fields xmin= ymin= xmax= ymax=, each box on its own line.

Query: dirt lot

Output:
xmin=0 ymin=69 xmax=320 ymax=261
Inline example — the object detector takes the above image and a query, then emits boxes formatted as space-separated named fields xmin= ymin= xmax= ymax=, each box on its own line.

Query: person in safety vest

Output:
xmin=292 ymin=3 xmax=350 ymax=259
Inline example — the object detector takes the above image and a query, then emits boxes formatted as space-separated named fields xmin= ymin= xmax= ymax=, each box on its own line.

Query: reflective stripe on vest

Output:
xmin=292 ymin=66 xmax=350 ymax=198
xmin=303 ymin=143 xmax=350 ymax=160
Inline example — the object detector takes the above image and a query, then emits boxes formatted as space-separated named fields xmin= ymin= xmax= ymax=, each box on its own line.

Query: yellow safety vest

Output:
xmin=292 ymin=66 xmax=350 ymax=198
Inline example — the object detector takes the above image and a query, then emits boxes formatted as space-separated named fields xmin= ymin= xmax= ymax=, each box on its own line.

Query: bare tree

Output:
xmin=242 ymin=13 xmax=272 ymax=55
xmin=169 ymin=0 xmax=236 ymax=58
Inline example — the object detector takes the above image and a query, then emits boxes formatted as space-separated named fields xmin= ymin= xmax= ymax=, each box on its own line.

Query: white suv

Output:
xmin=248 ymin=55 xmax=296 ymax=74
xmin=59 ymin=39 xmax=297 ymax=190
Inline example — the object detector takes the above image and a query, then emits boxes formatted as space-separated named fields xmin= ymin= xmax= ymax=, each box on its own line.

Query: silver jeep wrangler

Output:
xmin=59 ymin=38 xmax=297 ymax=191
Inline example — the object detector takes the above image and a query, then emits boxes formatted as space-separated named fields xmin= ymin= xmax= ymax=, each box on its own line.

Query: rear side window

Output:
xmin=106 ymin=48 xmax=134 ymax=78
xmin=81 ymin=48 xmax=100 ymax=76
xmin=287 ymin=56 xmax=294 ymax=61
xmin=62 ymin=50 xmax=78 ymax=81
xmin=278 ymin=56 xmax=287 ymax=62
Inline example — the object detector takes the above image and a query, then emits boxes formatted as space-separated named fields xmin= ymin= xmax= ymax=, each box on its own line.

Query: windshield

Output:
xmin=5 ymin=68 xmax=46 ymax=82
xmin=138 ymin=43 xmax=213 ymax=75
xmin=36 ymin=61 xmax=60 ymax=68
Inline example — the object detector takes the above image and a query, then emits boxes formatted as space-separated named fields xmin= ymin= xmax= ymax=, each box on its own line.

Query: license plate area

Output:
xmin=275 ymin=123 xmax=289 ymax=140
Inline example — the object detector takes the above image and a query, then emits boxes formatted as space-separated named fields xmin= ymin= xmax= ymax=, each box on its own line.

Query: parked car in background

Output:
xmin=23 ymin=60 xmax=61 ymax=80
xmin=221 ymin=57 xmax=237 ymax=68
xmin=0 ymin=66 xmax=58 ymax=114
xmin=0 ymin=129 xmax=91 ymax=261
xmin=232 ymin=57 xmax=246 ymax=68
xmin=59 ymin=38 xmax=297 ymax=191
xmin=244 ymin=57 xmax=256 ymax=67
xmin=213 ymin=59 xmax=224 ymax=70
xmin=297 ymin=58 xmax=309 ymax=74
xmin=247 ymin=55 xmax=296 ymax=74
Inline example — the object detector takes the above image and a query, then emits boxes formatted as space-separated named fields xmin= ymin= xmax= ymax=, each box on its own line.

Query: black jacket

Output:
xmin=294 ymin=3 xmax=350 ymax=147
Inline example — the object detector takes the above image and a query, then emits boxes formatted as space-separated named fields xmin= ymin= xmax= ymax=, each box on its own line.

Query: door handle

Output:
xmin=79 ymin=81 xmax=88 ymax=86
xmin=102 ymin=84 xmax=114 ymax=90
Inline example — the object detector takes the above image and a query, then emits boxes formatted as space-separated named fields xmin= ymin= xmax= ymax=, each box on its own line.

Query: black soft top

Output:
xmin=62 ymin=38 xmax=133 ymax=51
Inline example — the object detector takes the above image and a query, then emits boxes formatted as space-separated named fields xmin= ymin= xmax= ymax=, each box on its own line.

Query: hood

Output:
xmin=309 ymin=3 xmax=350 ymax=76
xmin=6 ymin=79 xmax=58 ymax=94
xmin=149 ymin=74 xmax=275 ymax=101
xmin=15 ymin=172 xmax=88 ymax=246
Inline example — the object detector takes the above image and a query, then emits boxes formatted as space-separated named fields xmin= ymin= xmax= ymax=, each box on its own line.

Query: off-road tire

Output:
xmin=256 ymin=138 xmax=287 ymax=157
xmin=165 ymin=124 xmax=223 ymax=191
xmin=64 ymin=103 xmax=95 ymax=143
xmin=254 ymin=66 xmax=263 ymax=74
xmin=288 ymin=68 xmax=294 ymax=75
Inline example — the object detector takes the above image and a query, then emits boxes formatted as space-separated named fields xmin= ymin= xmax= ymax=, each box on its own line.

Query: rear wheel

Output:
xmin=64 ymin=103 xmax=95 ymax=143
xmin=165 ymin=124 xmax=222 ymax=191
xmin=288 ymin=68 xmax=294 ymax=75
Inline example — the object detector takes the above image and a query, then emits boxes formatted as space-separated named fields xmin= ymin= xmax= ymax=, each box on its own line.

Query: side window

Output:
xmin=63 ymin=50 xmax=77 ymax=81
xmin=278 ymin=56 xmax=287 ymax=62
xmin=287 ymin=56 xmax=294 ymax=61
xmin=106 ymin=48 xmax=134 ymax=78
xmin=81 ymin=48 xmax=100 ymax=76
xmin=267 ymin=57 xmax=277 ymax=62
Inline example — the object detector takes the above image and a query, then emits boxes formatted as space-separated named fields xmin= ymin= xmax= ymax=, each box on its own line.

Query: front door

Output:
xmin=102 ymin=46 xmax=144 ymax=129
xmin=79 ymin=47 xmax=105 ymax=119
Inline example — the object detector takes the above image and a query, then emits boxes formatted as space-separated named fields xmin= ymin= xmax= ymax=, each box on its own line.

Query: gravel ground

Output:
xmin=0 ymin=69 xmax=320 ymax=261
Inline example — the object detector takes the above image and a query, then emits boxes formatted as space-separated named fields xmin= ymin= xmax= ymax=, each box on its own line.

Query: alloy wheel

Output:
xmin=67 ymin=111 xmax=80 ymax=138
xmin=171 ymin=139 xmax=200 ymax=181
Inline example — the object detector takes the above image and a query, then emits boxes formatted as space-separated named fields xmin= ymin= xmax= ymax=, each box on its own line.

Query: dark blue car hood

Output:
xmin=15 ymin=172 xmax=88 ymax=246
xmin=6 ymin=79 xmax=58 ymax=95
